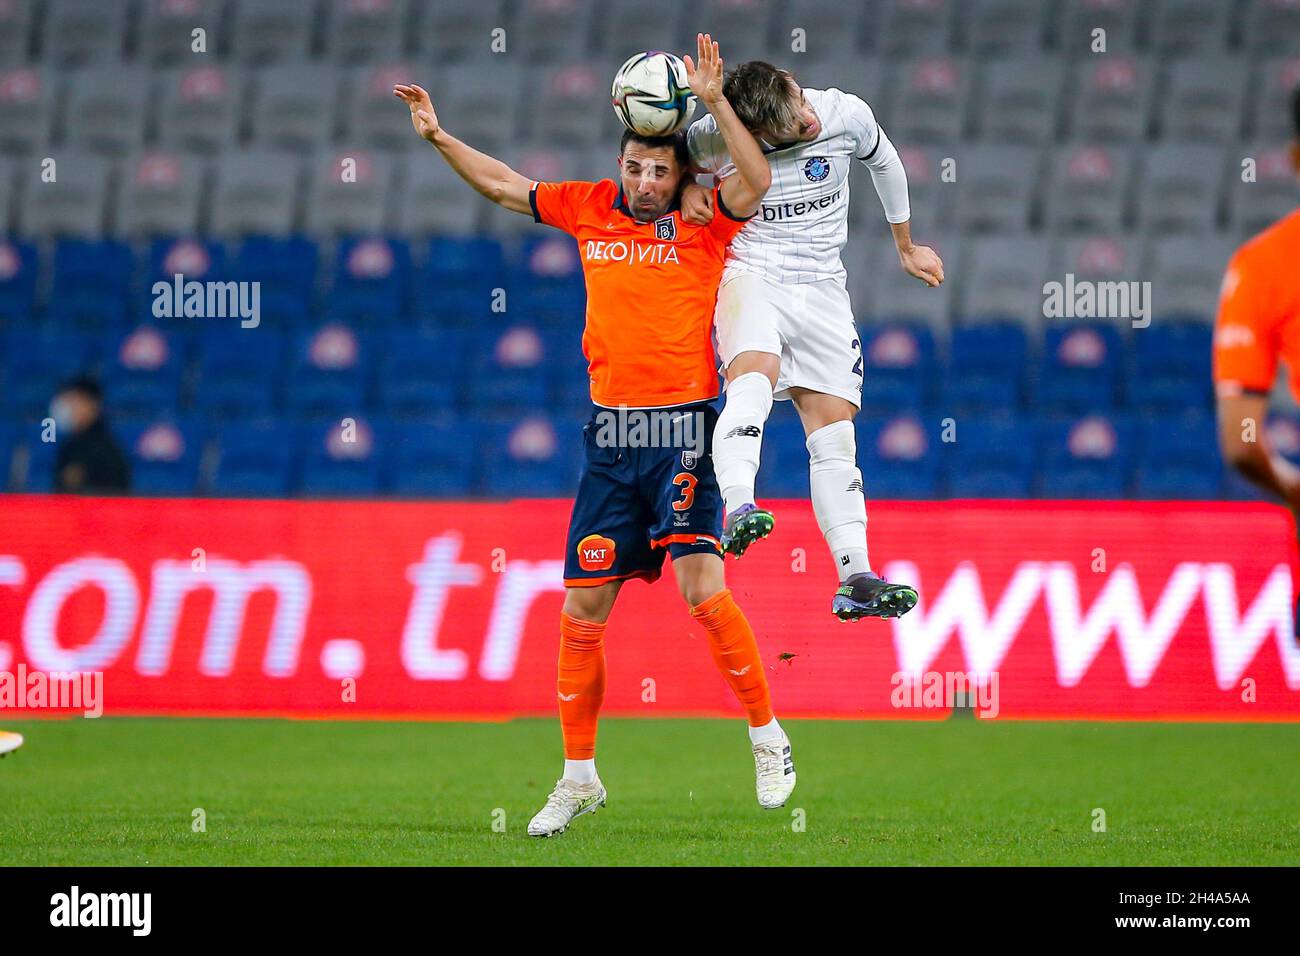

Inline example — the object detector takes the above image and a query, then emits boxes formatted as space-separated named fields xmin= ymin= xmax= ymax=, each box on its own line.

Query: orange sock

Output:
xmin=690 ymin=588 xmax=774 ymax=727
xmin=557 ymin=612 xmax=607 ymax=760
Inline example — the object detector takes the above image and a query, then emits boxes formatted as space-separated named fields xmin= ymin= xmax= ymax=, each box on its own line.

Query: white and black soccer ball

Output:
xmin=611 ymin=51 xmax=698 ymax=137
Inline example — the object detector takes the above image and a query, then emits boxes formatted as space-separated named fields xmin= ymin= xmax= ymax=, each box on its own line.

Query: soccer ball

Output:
xmin=611 ymin=51 xmax=697 ymax=137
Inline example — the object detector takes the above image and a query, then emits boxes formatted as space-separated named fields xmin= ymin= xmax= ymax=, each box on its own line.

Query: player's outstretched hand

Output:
xmin=683 ymin=33 xmax=724 ymax=106
xmin=899 ymin=244 xmax=945 ymax=287
xmin=681 ymin=182 xmax=715 ymax=226
xmin=394 ymin=83 xmax=440 ymax=143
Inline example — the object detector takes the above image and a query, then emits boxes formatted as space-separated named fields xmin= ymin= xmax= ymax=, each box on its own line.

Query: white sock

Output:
xmin=563 ymin=758 xmax=597 ymax=784
xmin=714 ymin=371 xmax=774 ymax=514
xmin=807 ymin=420 xmax=870 ymax=581
xmin=748 ymin=717 xmax=784 ymax=745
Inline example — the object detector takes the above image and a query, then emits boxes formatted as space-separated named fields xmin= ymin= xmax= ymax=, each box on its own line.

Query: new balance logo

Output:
xmin=846 ymin=478 xmax=863 ymax=492
xmin=723 ymin=425 xmax=761 ymax=440
xmin=841 ymin=555 xmax=851 ymax=566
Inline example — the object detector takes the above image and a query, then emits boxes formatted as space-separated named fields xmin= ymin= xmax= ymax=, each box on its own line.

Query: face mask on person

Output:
xmin=49 ymin=396 xmax=76 ymax=434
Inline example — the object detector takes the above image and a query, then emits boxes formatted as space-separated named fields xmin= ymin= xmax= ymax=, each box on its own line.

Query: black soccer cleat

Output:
xmin=720 ymin=503 xmax=775 ymax=558
xmin=832 ymin=572 xmax=918 ymax=621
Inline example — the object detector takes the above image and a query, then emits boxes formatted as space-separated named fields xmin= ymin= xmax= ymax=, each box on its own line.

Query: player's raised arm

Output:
xmin=684 ymin=34 xmax=769 ymax=218
xmin=394 ymin=83 xmax=532 ymax=216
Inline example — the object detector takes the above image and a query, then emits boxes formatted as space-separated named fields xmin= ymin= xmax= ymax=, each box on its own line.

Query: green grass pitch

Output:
xmin=0 ymin=717 xmax=1295 ymax=866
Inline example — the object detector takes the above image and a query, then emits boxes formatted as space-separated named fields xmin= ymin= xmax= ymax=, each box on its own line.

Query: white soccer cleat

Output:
xmin=527 ymin=778 xmax=607 ymax=837
xmin=752 ymin=733 xmax=796 ymax=809
xmin=0 ymin=731 xmax=24 ymax=757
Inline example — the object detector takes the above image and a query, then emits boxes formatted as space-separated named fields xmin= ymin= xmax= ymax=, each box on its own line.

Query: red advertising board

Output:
xmin=1 ymin=494 xmax=1297 ymax=720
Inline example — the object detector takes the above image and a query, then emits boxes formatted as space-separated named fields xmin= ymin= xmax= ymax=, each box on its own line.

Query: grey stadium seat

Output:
xmin=1050 ymin=235 xmax=1145 ymax=328
xmin=887 ymin=56 xmax=972 ymax=145
xmin=1252 ymin=56 xmax=1300 ymax=141
xmin=18 ymin=152 xmax=112 ymax=238
xmin=595 ymin=0 xmax=690 ymax=59
xmin=515 ymin=0 xmax=599 ymax=64
xmin=1044 ymin=143 xmax=1135 ymax=235
xmin=772 ymin=0 xmax=864 ymax=61
xmin=1159 ymin=57 xmax=1248 ymax=144
xmin=231 ymin=0 xmax=319 ymax=65
xmin=1057 ymin=0 xmax=1140 ymax=55
xmin=482 ymin=146 xmax=587 ymax=237
xmin=210 ymin=151 xmax=305 ymax=237
xmin=156 ymin=64 xmax=244 ymax=154
xmin=415 ymin=0 xmax=509 ymax=62
xmin=115 ymin=151 xmax=207 ymax=238
xmin=65 ymin=66 xmax=151 ymax=156
xmin=797 ymin=56 xmax=883 ymax=103
xmin=1243 ymin=0 xmax=1300 ymax=55
xmin=1067 ymin=54 xmax=1154 ymax=142
xmin=850 ymin=142 xmax=951 ymax=238
xmin=323 ymin=0 xmax=410 ymax=63
xmin=692 ymin=0 xmax=778 ymax=63
xmin=137 ymin=0 xmax=224 ymax=65
xmin=0 ymin=0 xmax=35 ymax=64
xmin=524 ymin=64 xmax=623 ymax=146
xmin=1136 ymin=144 xmax=1226 ymax=235
xmin=1227 ymin=142 xmax=1299 ymax=238
xmin=390 ymin=152 xmax=483 ymax=236
xmin=958 ymin=235 xmax=1052 ymax=327
xmin=249 ymin=65 xmax=342 ymax=152
xmin=0 ymin=158 xmax=16 ymax=233
xmin=0 ymin=66 xmax=56 ymax=154
xmin=1149 ymin=0 xmax=1232 ymax=54
xmin=965 ymin=0 xmax=1052 ymax=54
xmin=953 ymin=145 xmax=1042 ymax=234
xmin=977 ymin=57 xmax=1066 ymax=144
xmin=41 ymin=0 xmax=128 ymax=66
xmin=867 ymin=235 xmax=960 ymax=331
xmin=1145 ymin=235 xmax=1238 ymax=322
xmin=304 ymin=148 xmax=397 ymax=236
xmin=871 ymin=0 xmax=958 ymax=56
xmin=435 ymin=63 xmax=526 ymax=154
xmin=341 ymin=63 xmax=428 ymax=151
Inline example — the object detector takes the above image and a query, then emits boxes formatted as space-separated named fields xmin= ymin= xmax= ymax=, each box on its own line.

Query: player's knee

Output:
xmin=806 ymin=419 xmax=856 ymax=467
xmin=562 ymin=585 xmax=617 ymax=624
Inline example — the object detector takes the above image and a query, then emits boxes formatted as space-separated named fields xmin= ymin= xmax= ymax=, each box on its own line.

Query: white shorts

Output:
xmin=715 ymin=272 xmax=863 ymax=407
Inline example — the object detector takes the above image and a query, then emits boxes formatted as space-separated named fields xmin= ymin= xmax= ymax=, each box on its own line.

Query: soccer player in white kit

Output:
xmin=683 ymin=61 xmax=945 ymax=620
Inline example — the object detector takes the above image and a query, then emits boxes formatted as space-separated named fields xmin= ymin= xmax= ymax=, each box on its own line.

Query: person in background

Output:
xmin=49 ymin=375 xmax=130 ymax=494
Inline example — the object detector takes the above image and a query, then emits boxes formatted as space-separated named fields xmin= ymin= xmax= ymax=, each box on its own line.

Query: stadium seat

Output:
xmin=416 ymin=0 xmax=509 ymax=63
xmin=953 ymin=146 xmax=1042 ymax=233
xmin=468 ymin=325 xmax=552 ymax=412
xmin=525 ymin=63 xmax=621 ymax=146
xmin=115 ymin=152 xmax=208 ymax=239
xmin=231 ymin=235 xmax=317 ymax=327
xmin=1136 ymin=144 xmax=1226 ymax=235
xmin=1227 ymin=143 xmax=1298 ymax=238
xmin=1037 ymin=413 xmax=1134 ymax=498
xmin=941 ymin=415 xmax=1037 ymax=498
xmin=211 ymin=419 xmax=300 ymax=496
xmin=116 ymin=417 xmax=205 ymax=495
xmin=1127 ymin=322 xmax=1213 ymax=411
xmin=1149 ymin=0 xmax=1233 ymax=54
xmin=1145 ymin=234 xmax=1238 ymax=322
xmin=1044 ymin=144 xmax=1135 ymax=235
xmin=0 ymin=0 xmax=34 ymax=66
xmin=387 ymin=418 xmax=481 ymax=497
xmin=873 ymin=0 xmax=958 ymax=56
xmin=393 ymin=152 xmax=484 ymax=237
xmin=231 ymin=0 xmax=318 ymax=64
xmin=283 ymin=324 xmax=371 ymax=419
xmin=0 ymin=65 xmax=55 ymax=155
xmin=966 ymin=0 xmax=1053 ymax=54
xmin=341 ymin=63 xmax=424 ymax=151
xmin=305 ymin=149 xmax=398 ymax=237
xmin=516 ymin=0 xmax=600 ymax=65
xmin=1 ymin=329 xmax=97 ymax=420
xmin=100 ymin=326 xmax=189 ymax=420
xmin=0 ymin=239 xmax=40 ymax=326
xmin=249 ymin=65 xmax=341 ymax=153
xmin=0 ymin=157 xmax=15 ymax=237
xmin=1243 ymin=0 xmax=1300 ymax=54
xmin=434 ymin=63 xmax=526 ymax=154
xmin=47 ymin=239 xmax=133 ymax=330
xmin=328 ymin=236 xmax=411 ymax=325
xmin=191 ymin=327 xmax=286 ymax=419
xmin=137 ymin=0 xmax=223 ymax=65
xmin=375 ymin=329 xmax=466 ymax=417
xmin=1158 ymin=58 xmax=1248 ymax=144
xmin=479 ymin=415 xmax=584 ymax=497
xmin=1252 ymin=56 xmax=1300 ymax=141
xmin=693 ymin=0 xmax=778 ymax=62
xmin=757 ymin=406 xmax=812 ymax=498
xmin=17 ymin=152 xmax=112 ymax=238
xmin=1066 ymin=55 xmax=1153 ymax=143
xmin=858 ymin=414 xmax=941 ymax=498
xmin=210 ymin=152 xmax=305 ymax=237
xmin=42 ymin=0 xmax=128 ymax=66
xmin=942 ymin=323 xmax=1029 ymax=412
xmin=1036 ymin=323 xmax=1122 ymax=413
xmin=957 ymin=237 xmax=1052 ymax=329
xmin=888 ymin=56 xmax=972 ymax=145
xmin=323 ymin=0 xmax=409 ymax=63
xmin=595 ymin=0 xmax=692 ymax=59
xmin=65 ymin=66 xmax=151 ymax=156
xmin=858 ymin=324 xmax=938 ymax=414
xmin=299 ymin=416 xmax=387 ymax=496
xmin=976 ymin=57 xmax=1065 ymax=144
xmin=156 ymin=64 xmax=244 ymax=155
xmin=1058 ymin=0 xmax=1140 ymax=56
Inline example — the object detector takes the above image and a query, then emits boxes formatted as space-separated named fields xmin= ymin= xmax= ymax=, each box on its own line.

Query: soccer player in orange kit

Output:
xmin=1214 ymin=87 xmax=1300 ymax=625
xmin=397 ymin=35 xmax=796 ymax=838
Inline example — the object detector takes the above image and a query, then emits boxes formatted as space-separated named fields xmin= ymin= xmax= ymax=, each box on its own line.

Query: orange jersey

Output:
xmin=1214 ymin=208 xmax=1300 ymax=399
xmin=530 ymin=178 xmax=749 ymax=408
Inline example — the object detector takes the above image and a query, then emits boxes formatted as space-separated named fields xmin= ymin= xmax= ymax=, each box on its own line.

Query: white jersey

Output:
xmin=687 ymin=87 xmax=909 ymax=286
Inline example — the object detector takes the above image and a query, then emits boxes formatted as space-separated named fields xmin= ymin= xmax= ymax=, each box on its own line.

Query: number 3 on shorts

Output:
xmin=671 ymin=472 xmax=697 ymax=511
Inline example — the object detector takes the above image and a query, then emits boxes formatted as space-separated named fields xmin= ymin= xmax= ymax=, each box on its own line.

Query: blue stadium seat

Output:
xmin=299 ymin=417 xmax=386 ymax=495
xmin=1126 ymin=321 xmax=1213 ymax=412
xmin=211 ymin=420 xmax=299 ymax=496
xmin=0 ymin=240 xmax=40 ymax=325
xmin=942 ymin=323 xmax=1027 ymax=412
xmin=100 ymin=326 xmax=189 ymax=419
xmin=512 ymin=235 xmax=586 ymax=325
xmin=232 ymin=235 xmax=316 ymax=327
xmin=858 ymin=324 xmax=937 ymax=413
xmin=1 ymin=330 xmax=98 ymax=420
xmin=479 ymin=415 xmax=583 ymax=497
xmin=375 ymin=329 xmax=465 ymax=417
xmin=1036 ymin=322 xmax=1122 ymax=413
xmin=1134 ymin=414 xmax=1218 ymax=471
xmin=387 ymin=418 xmax=480 ymax=496
xmin=283 ymin=324 xmax=371 ymax=419
xmin=1038 ymin=413 xmax=1135 ymax=498
xmin=414 ymin=237 xmax=505 ymax=326
xmin=116 ymin=417 xmax=205 ymax=495
xmin=50 ymin=240 xmax=132 ymax=330
xmin=858 ymin=413 xmax=940 ymax=498
xmin=1133 ymin=464 xmax=1221 ymax=499
xmin=756 ymin=407 xmax=810 ymax=498
xmin=0 ymin=421 xmax=17 ymax=490
xmin=17 ymin=424 xmax=60 ymax=493
xmin=329 ymin=236 xmax=411 ymax=325
xmin=468 ymin=325 xmax=552 ymax=412
xmin=191 ymin=328 xmax=286 ymax=418
xmin=938 ymin=415 xmax=1036 ymax=496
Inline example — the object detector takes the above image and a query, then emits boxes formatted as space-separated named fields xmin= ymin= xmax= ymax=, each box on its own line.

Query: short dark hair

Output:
xmin=619 ymin=127 xmax=689 ymax=169
xmin=722 ymin=60 xmax=799 ymax=134
xmin=56 ymin=374 xmax=103 ymax=402
xmin=1293 ymin=85 xmax=1300 ymax=140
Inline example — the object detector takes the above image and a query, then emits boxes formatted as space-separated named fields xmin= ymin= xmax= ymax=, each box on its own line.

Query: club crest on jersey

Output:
xmin=577 ymin=533 xmax=616 ymax=572
xmin=803 ymin=157 xmax=831 ymax=182
xmin=654 ymin=215 xmax=677 ymax=241
xmin=681 ymin=450 xmax=698 ymax=471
